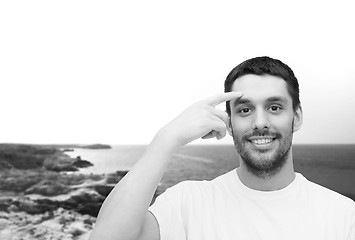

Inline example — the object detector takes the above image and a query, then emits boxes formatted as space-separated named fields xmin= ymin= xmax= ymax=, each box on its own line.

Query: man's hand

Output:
xmin=159 ymin=92 xmax=243 ymax=148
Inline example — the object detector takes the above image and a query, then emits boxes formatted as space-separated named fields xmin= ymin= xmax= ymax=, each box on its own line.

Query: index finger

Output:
xmin=205 ymin=92 xmax=243 ymax=107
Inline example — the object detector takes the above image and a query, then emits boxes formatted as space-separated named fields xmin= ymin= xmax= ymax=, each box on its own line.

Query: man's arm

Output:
xmin=89 ymin=92 xmax=242 ymax=240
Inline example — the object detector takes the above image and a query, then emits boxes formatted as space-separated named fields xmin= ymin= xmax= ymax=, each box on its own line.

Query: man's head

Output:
xmin=224 ymin=56 xmax=302 ymax=177
xmin=225 ymin=56 xmax=300 ymax=116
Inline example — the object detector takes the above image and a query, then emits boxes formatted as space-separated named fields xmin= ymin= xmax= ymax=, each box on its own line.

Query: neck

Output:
xmin=236 ymin=149 xmax=296 ymax=191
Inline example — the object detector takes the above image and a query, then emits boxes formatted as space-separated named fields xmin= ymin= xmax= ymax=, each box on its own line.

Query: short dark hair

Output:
xmin=224 ymin=56 xmax=300 ymax=115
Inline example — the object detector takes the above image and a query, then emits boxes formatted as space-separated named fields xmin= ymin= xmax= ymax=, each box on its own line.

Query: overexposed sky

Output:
xmin=1 ymin=0 xmax=354 ymax=145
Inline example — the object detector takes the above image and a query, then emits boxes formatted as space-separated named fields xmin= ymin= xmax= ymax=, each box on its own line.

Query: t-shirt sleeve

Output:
xmin=149 ymin=182 xmax=187 ymax=240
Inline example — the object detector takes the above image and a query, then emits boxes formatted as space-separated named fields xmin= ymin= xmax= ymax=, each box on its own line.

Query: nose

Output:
xmin=252 ymin=109 xmax=270 ymax=130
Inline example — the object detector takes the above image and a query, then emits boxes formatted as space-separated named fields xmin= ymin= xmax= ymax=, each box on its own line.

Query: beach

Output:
xmin=0 ymin=144 xmax=130 ymax=240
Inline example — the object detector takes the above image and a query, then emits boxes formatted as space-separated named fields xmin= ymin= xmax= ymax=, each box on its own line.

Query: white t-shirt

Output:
xmin=149 ymin=170 xmax=355 ymax=240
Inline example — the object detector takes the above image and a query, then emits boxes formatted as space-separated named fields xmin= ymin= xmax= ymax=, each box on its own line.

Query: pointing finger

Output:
xmin=205 ymin=92 xmax=243 ymax=107
xmin=209 ymin=107 xmax=229 ymax=125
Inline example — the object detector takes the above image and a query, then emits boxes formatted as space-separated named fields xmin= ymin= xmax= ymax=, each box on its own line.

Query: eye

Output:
xmin=238 ymin=108 xmax=251 ymax=116
xmin=269 ymin=105 xmax=282 ymax=112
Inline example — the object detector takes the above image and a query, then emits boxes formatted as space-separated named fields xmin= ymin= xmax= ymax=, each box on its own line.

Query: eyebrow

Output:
xmin=233 ymin=96 xmax=288 ymax=106
xmin=265 ymin=96 xmax=289 ymax=104
xmin=233 ymin=98 xmax=251 ymax=106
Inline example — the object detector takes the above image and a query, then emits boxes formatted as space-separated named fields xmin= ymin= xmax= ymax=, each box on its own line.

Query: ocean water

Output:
xmin=65 ymin=144 xmax=355 ymax=198
xmin=65 ymin=145 xmax=147 ymax=174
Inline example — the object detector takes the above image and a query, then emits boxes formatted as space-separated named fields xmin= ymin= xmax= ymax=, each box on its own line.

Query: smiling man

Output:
xmin=90 ymin=57 xmax=355 ymax=240
xmin=225 ymin=62 xmax=303 ymax=191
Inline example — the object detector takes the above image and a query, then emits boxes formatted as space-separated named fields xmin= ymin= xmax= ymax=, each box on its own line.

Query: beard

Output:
xmin=232 ymin=123 xmax=294 ymax=178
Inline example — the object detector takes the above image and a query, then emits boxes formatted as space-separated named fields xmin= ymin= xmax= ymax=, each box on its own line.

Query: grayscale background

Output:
xmin=0 ymin=1 xmax=354 ymax=239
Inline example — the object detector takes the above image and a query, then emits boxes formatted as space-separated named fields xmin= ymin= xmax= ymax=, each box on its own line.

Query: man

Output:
xmin=90 ymin=57 xmax=355 ymax=240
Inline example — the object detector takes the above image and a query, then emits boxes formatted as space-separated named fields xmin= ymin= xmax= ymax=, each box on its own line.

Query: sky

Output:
xmin=1 ymin=0 xmax=355 ymax=145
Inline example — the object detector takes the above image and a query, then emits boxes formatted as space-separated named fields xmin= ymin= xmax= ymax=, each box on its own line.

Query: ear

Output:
xmin=226 ymin=115 xmax=233 ymax=136
xmin=293 ymin=105 xmax=303 ymax=132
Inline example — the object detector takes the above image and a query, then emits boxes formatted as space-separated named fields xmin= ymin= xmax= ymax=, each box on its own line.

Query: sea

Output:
xmin=65 ymin=144 xmax=355 ymax=199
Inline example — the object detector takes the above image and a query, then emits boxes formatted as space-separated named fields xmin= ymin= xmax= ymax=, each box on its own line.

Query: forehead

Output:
xmin=231 ymin=74 xmax=292 ymax=104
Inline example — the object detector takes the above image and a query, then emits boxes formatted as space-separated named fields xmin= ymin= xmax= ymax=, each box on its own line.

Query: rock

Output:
xmin=0 ymin=208 xmax=96 ymax=240
xmin=48 ymin=164 xmax=79 ymax=172
xmin=43 ymin=151 xmax=80 ymax=172
xmin=0 ymin=169 xmax=44 ymax=193
xmin=8 ymin=204 xmax=18 ymax=212
xmin=0 ymin=160 xmax=13 ymax=169
xmin=62 ymin=149 xmax=74 ymax=152
xmin=94 ymin=185 xmax=114 ymax=197
xmin=105 ymin=172 xmax=124 ymax=184
xmin=26 ymin=179 xmax=71 ymax=196
xmin=16 ymin=200 xmax=44 ymax=215
xmin=115 ymin=170 xmax=129 ymax=177
xmin=0 ymin=144 xmax=52 ymax=169
xmin=69 ymin=228 xmax=85 ymax=238
xmin=83 ymin=217 xmax=94 ymax=226
xmin=77 ymin=202 xmax=102 ymax=217
xmin=72 ymin=159 xmax=93 ymax=168
xmin=80 ymin=144 xmax=111 ymax=149
xmin=68 ymin=193 xmax=105 ymax=217
xmin=0 ymin=198 xmax=13 ymax=212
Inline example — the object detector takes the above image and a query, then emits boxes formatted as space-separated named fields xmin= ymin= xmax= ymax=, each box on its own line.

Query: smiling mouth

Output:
xmin=248 ymin=137 xmax=276 ymax=145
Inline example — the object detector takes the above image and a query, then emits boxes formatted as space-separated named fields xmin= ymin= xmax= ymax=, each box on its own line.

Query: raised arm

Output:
xmin=89 ymin=92 xmax=242 ymax=240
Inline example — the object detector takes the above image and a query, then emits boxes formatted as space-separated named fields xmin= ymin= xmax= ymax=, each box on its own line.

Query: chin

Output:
xmin=232 ymin=131 xmax=294 ymax=177
xmin=239 ymin=144 xmax=290 ymax=178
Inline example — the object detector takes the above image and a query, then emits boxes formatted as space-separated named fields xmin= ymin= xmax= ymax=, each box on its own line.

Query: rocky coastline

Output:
xmin=0 ymin=144 xmax=147 ymax=240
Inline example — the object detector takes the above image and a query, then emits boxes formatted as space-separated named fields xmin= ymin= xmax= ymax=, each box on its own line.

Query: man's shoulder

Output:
xmin=168 ymin=169 xmax=235 ymax=195
xmin=299 ymin=173 xmax=355 ymax=209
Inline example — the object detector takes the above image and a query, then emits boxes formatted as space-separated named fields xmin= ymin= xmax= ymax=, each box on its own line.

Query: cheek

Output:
xmin=270 ymin=115 xmax=294 ymax=131
xmin=231 ymin=115 xmax=294 ymax=132
xmin=230 ymin=117 xmax=250 ymax=133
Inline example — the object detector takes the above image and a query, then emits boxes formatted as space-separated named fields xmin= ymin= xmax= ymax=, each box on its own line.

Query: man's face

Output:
xmin=228 ymin=74 xmax=302 ymax=177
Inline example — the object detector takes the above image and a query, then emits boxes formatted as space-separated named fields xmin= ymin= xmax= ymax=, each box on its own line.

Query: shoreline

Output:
xmin=0 ymin=144 xmax=135 ymax=239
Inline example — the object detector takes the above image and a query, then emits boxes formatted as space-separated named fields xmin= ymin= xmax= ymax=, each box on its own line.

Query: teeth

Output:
xmin=251 ymin=138 xmax=273 ymax=145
